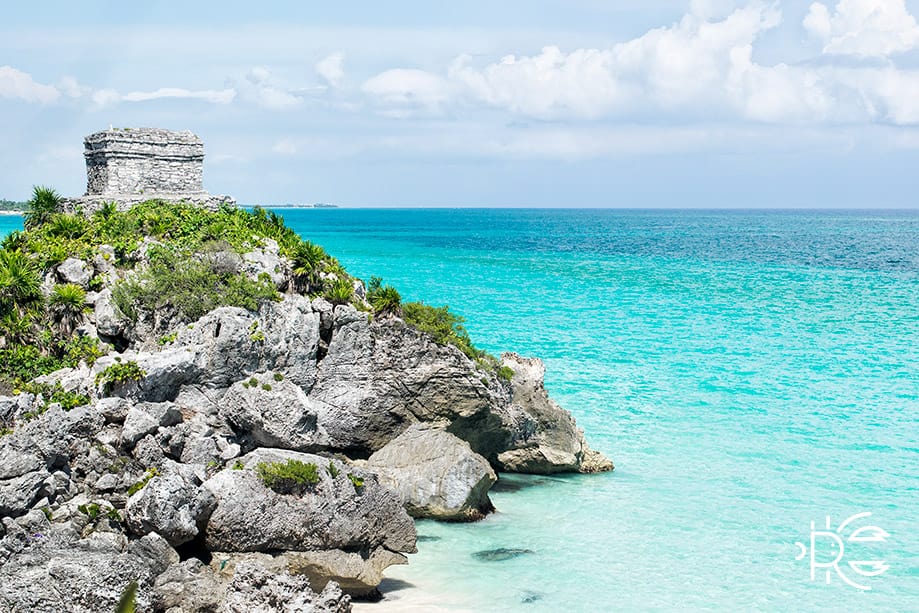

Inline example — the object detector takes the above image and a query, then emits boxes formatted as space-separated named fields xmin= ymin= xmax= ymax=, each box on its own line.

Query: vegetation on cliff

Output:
xmin=0 ymin=186 xmax=501 ymax=393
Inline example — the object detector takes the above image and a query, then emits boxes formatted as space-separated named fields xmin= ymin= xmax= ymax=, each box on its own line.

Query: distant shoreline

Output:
xmin=0 ymin=210 xmax=24 ymax=216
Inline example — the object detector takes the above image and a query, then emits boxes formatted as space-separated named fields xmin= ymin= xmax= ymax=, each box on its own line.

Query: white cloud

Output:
xmin=121 ymin=87 xmax=236 ymax=104
xmin=0 ymin=66 xmax=59 ymax=104
xmin=90 ymin=86 xmax=235 ymax=108
xmin=316 ymin=53 xmax=345 ymax=86
xmin=357 ymin=3 xmax=919 ymax=126
xmin=272 ymin=139 xmax=298 ymax=155
xmin=804 ymin=0 xmax=919 ymax=57
xmin=235 ymin=67 xmax=303 ymax=110
xmin=362 ymin=69 xmax=454 ymax=116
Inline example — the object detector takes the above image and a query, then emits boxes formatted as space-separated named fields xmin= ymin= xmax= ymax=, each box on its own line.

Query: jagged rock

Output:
xmin=126 ymin=469 xmax=216 ymax=546
xmin=154 ymin=558 xmax=227 ymax=612
xmin=495 ymin=354 xmax=613 ymax=474
xmin=221 ymin=560 xmax=351 ymax=613
xmin=242 ymin=239 xmax=288 ymax=290
xmin=367 ymin=424 xmax=496 ymax=521
xmin=97 ymin=397 xmax=132 ymax=424
xmin=308 ymin=310 xmax=501 ymax=452
xmin=121 ymin=402 xmax=183 ymax=447
xmin=0 ymin=469 xmax=49 ymax=517
xmin=203 ymin=449 xmax=415 ymax=556
xmin=56 ymin=257 xmax=93 ymax=287
xmin=0 ymin=528 xmax=178 ymax=613
xmin=94 ymin=288 xmax=129 ymax=338
xmin=218 ymin=375 xmax=330 ymax=452
xmin=93 ymin=349 xmax=200 ymax=402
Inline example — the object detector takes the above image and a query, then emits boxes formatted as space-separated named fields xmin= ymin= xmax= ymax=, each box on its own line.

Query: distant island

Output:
xmin=0 ymin=199 xmax=27 ymax=212
xmin=264 ymin=203 xmax=339 ymax=209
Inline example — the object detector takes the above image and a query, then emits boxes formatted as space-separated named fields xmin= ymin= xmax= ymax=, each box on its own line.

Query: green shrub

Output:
xmin=232 ymin=460 xmax=245 ymax=470
xmin=17 ymin=381 xmax=90 ymax=412
xmin=366 ymin=276 xmax=401 ymax=315
xmin=347 ymin=473 xmax=364 ymax=489
xmin=158 ymin=332 xmax=178 ymax=345
xmin=0 ymin=427 xmax=13 ymax=437
xmin=77 ymin=502 xmax=102 ymax=520
xmin=96 ymin=360 xmax=146 ymax=394
xmin=127 ymin=467 xmax=159 ymax=496
xmin=402 ymin=302 xmax=482 ymax=359
xmin=497 ymin=365 xmax=515 ymax=381
xmin=23 ymin=185 xmax=61 ymax=229
xmin=48 ymin=283 xmax=87 ymax=334
xmin=257 ymin=459 xmax=320 ymax=494
xmin=273 ymin=372 xmax=284 ymax=382
xmin=261 ymin=383 xmax=272 ymax=391
xmin=325 ymin=277 xmax=353 ymax=305
xmin=327 ymin=460 xmax=340 ymax=478
xmin=113 ymin=246 xmax=279 ymax=323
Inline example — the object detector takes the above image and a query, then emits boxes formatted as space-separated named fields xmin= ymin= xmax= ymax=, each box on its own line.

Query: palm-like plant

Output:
xmin=291 ymin=240 xmax=327 ymax=292
xmin=23 ymin=185 xmax=61 ymax=229
xmin=326 ymin=277 xmax=354 ymax=305
xmin=0 ymin=250 xmax=42 ymax=310
xmin=48 ymin=283 xmax=87 ymax=336
xmin=0 ymin=309 xmax=35 ymax=347
xmin=368 ymin=281 xmax=401 ymax=316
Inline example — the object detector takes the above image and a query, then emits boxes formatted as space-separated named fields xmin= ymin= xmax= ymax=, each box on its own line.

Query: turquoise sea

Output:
xmin=2 ymin=209 xmax=917 ymax=611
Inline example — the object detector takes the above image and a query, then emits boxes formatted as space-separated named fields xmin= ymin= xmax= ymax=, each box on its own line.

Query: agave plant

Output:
xmin=291 ymin=240 xmax=327 ymax=292
xmin=48 ymin=283 xmax=87 ymax=336
xmin=0 ymin=250 xmax=42 ymax=312
xmin=369 ymin=283 xmax=401 ymax=316
xmin=23 ymin=185 xmax=61 ymax=229
xmin=0 ymin=309 xmax=35 ymax=346
xmin=325 ymin=277 xmax=354 ymax=305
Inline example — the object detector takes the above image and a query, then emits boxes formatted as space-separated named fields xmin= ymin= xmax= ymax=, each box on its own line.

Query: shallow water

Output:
xmin=4 ymin=209 xmax=917 ymax=611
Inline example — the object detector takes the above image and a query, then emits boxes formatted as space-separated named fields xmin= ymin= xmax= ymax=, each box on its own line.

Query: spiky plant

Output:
xmin=326 ymin=277 xmax=354 ymax=305
xmin=0 ymin=250 xmax=42 ymax=312
xmin=23 ymin=185 xmax=61 ymax=229
xmin=48 ymin=283 xmax=87 ymax=335
xmin=291 ymin=240 xmax=327 ymax=292
xmin=370 ymin=284 xmax=401 ymax=316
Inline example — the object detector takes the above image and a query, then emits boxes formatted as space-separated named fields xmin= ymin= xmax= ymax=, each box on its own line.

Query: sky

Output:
xmin=2 ymin=0 xmax=919 ymax=207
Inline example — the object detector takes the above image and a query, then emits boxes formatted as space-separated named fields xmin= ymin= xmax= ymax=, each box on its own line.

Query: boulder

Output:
xmin=0 ymin=528 xmax=178 ymax=613
xmin=125 ymin=469 xmax=216 ymax=546
xmin=367 ymin=424 xmax=496 ymax=521
xmin=56 ymin=257 xmax=92 ymax=287
xmin=153 ymin=559 xmax=227 ymax=612
xmin=93 ymin=349 xmax=201 ymax=402
xmin=94 ymin=288 xmax=129 ymax=339
xmin=308 ymin=309 xmax=502 ymax=453
xmin=218 ymin=375 xmax=330 ymax=452
xmin=203 ymin=450 xmax=415 ymax=556
xmin=121 ymin=402 xmax=183 ymax=447
xmin=494 ymin=354 xmax=613 ymax=474
xmin=221 ymin=560 xmax=350 ymax=613
xmin=241 ymin=239 xmax=288 ymax=290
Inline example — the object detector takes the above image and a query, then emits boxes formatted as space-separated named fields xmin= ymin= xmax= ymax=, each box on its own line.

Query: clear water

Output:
xmin=4 ymin=210 xmax=917 ymax=611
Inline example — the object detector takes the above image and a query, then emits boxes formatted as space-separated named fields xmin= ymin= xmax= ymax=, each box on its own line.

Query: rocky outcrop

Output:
xmin=0 ymin=242 xmax=612 ymax=611
xmin=218 ymin=375 xmax=330 ymax=452
xmin=204 ymin=450 xmax=415 ymax=555
xmin=494 ymin=353 xmax=614 ymax=474
xmin=367 ymin=424 xmax=496 ymax=521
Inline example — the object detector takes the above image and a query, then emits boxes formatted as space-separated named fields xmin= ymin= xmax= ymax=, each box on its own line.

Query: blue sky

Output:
xmin=3 ymin=0 xmax=919 ymax=207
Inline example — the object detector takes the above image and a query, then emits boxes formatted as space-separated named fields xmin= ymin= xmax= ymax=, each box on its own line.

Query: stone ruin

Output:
xmin=62 ymin=127 xmax=235 ymax=213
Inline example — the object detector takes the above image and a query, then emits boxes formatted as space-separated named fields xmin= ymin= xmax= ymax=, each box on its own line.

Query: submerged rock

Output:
xmin=472 ymin=548 xmax=536 ymax=562
xmin=367 ymin=424 xmax=496 ymax=521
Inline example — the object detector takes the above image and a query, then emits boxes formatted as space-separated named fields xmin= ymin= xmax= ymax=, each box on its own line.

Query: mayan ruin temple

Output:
xmin=61 ymin=127 xmax=234 ymax=213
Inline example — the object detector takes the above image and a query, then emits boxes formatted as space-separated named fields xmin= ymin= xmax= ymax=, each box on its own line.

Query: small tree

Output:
xmin=23 ymin=186 xmax=61 ymax=229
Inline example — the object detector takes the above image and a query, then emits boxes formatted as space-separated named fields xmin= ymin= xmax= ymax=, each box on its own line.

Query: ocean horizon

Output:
xmin=2 ymin=207 xmax=917 ymax=611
